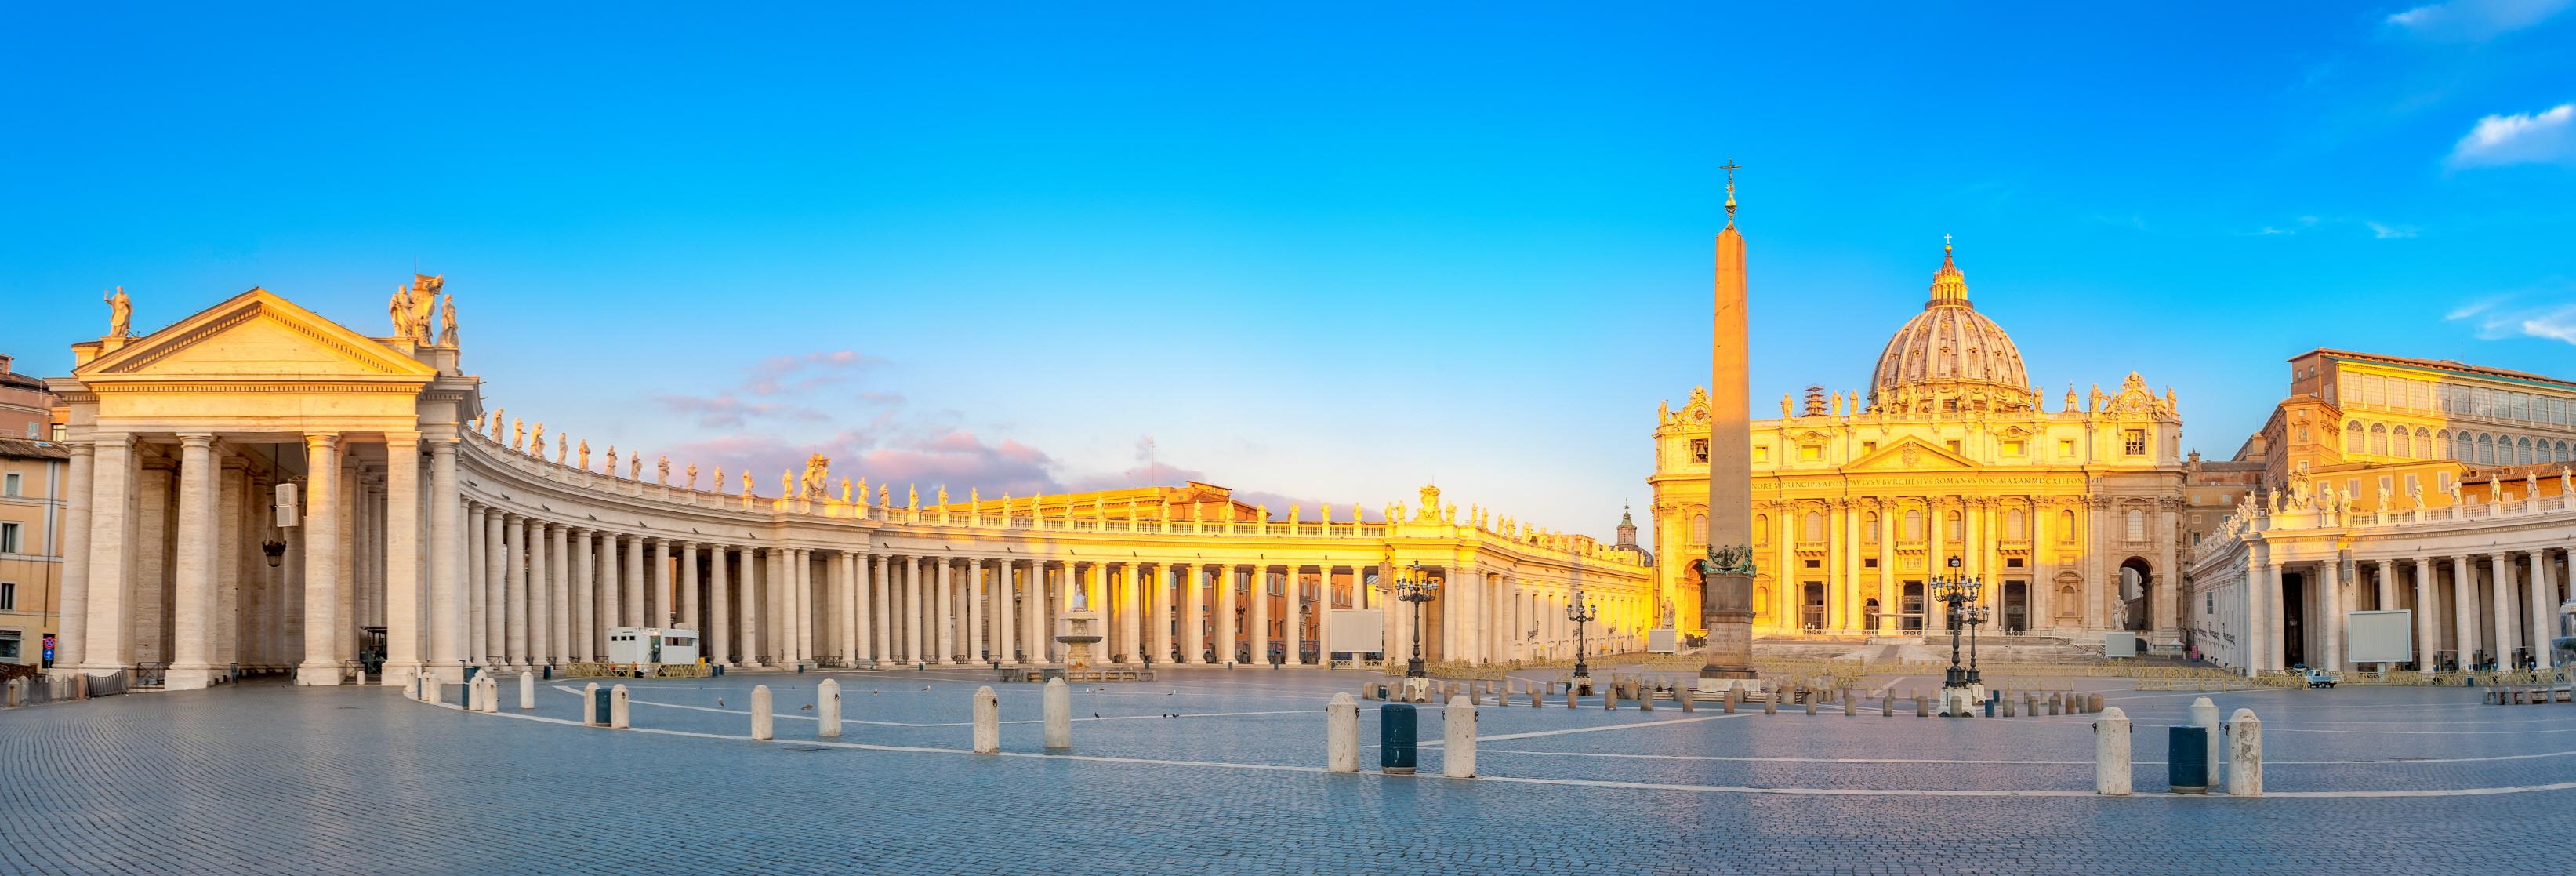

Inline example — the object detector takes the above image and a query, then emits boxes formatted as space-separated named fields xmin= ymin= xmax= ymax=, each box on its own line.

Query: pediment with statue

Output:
xmin=1845 ymin=436 xmax=1980 ymax=471
xmin=75 ymin=287 xmax=439 ymax=384
xmin=2103 ymin=372 xmax=2179 ymax=420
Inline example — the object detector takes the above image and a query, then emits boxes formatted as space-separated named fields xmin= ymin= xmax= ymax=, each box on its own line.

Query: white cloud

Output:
xmin=2367 ymin=221 xmax=2420 ymax=238
xmin=2521 ymin=307 xmax=2576 ymax=343
xmin=2385 ymin=0 xmax=2571 ymax=40
xmin=2447 ymin=103 xmax=2576 ymax=168
xmin=2445 ymin=293 xmax=2576 ymax=345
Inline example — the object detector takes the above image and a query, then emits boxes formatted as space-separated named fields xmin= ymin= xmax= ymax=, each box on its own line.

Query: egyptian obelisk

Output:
xmin=1699 ymin=163 xmax=1756 ymax=682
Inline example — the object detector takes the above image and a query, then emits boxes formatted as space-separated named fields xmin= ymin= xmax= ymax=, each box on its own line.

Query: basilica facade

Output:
xmin=1649 ymin=245 xmax=2189 ymax=647
xmin=42 ymin=284 xmax=1649 ymax=688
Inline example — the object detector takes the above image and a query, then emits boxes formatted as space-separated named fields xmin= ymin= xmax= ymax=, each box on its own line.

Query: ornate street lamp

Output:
xmin=1375 ymin=562 xmax=1441 ymax=678
xmin=1566 ymin=590 xmax=1601 ymax=682
xmin=1929 ymin=556 xmax=1984 ymax=691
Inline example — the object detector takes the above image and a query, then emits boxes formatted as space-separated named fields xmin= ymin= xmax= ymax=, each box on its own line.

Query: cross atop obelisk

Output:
xmin=1698 ymin=161 xmax=1757 ymax=683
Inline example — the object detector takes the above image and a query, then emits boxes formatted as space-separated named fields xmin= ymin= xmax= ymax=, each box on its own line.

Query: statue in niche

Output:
xmin=529 ymin=423 xmax=544 ymax=454
xmin=437 ymin=292 xmax=457 ymax=346
xmin=656 ymin=456 xmax=669 ymax=485
xmin=686 ymin=462 xmax=698 ymax=489
xmin=578 ymin=440 xmax=591 ymax=470
xmin=604 ymin=446 xmax=618 ymax=476
xmin=105 ymin=286 xmax=132 ymax=340
xmin=512 ymin=419 xmax=524 ymax=451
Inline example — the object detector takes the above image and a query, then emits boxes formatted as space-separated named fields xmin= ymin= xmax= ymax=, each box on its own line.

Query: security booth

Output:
xmin=605 ymin=627 xmax=702 ymax=667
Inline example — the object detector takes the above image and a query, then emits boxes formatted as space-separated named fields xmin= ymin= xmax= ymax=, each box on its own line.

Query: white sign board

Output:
xmin=2347 ymin=609 xmax=2414 ymax=664
xmin=2104 ymin=631 xmax=2138 ymax=658
xmin=1325 ymin=609 xmax=1384 ymax=656
xmin=1646 ymin=628 xmax=1678 ymax=654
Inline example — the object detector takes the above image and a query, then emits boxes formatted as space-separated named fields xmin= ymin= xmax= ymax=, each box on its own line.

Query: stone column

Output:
xmin=841 ymin=552 xmax=862 ymax=666
xmin=1111 ymin=562 xmax=1136 ymax=663
xmin=647 ymin=538 xmax=669 ymax=630
xmin=479 ymin=506 xmax=504 ymax=664
xmin=797 ymin=548 xmax=816 ymax=664
xmin=296 ymin=434 xmax=344 ymax=685
xmin=624 ymin=535 xmax=646 ymax=630
xmin=741 ymin=547 xmax=764 ymax=664
xmin=528 ymin=516 xmax=552 ymax=667
xmin=2318 ymin=559 xmax=2344 ymax=672
xmin=706 ymin=544 xmax=731 ymax=664
xmin=2413 ymin=556 xmax=2436 ymax=673
xmin=214 ymin=460 xmax=245 ymax=672
xmin=1925 ymin=500 xmax=1948 ymax=632
xmin=1286 ymin=565 xmax=1309 ymax=667
xmin=2451 ymin=555 xmax=2476 ymax=669
xmin=546 ymin=524 xmax=569 ymax=667
xmin=426 ymin=439 xmax=463 ymax=682
xmin=967 ymin=558 xmax=986 ymax=664
xmin=503 ymin=514 xmax=527 ymax=667
xmin=2266 ymin=559 xmax=2288 ymax=672
xmin=376 ymin=435 xmax=421 ymax=682
xmin=597 ymin=533 xmax=622 ymax=654
xmin=165 ymin=434 xmax=220 ymax=689
xmin=869 ymin=553 xmax=889 ymax=663
xmin=905 ymin=556 xmax=923 ymax=663
xmin=2530 ymin=550 xmax=2556 ymax=671
xmin=679 ymin=542 xmax=701 ymax=640
xmin=1023 ymin=561 xmax=1046 ymax=663
xmin=930 ymin=556 xmax=952 ymax=665
xmin=2240 ymin=552 xmax=2265 ymax=676
xmin=1172 ymin=562 xmax=1198 ymax=663
xmin=992 ymin=559 xmax=1014 ymax=665
xmin=1217 ymin=565 xmax=1240 ymax=663
xmin=2375 ymin=558 xmax=2397 ymax=614
xmin=1877 ymin=504 xmax=1899 ymax=634
xmin=2491 ymin=553 xmax=2518 ymax=668
xmin=53 ymin=440 xmax=96 ymax=673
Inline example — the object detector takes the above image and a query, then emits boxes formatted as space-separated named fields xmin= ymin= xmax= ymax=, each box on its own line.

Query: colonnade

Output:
xmin=2215 ymin=547 xmax=2571 ymax=674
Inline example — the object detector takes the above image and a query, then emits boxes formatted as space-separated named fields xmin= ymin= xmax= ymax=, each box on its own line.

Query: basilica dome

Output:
xmin=1867 ymin=245 xmax=2035 ymax=415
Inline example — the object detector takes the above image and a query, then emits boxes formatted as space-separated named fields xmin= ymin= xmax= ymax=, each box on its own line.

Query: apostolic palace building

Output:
xmin=40 ymin=284 xmax=1651 ymax=689
xmin=1649 ymin=244 xmax=2192 ymax=648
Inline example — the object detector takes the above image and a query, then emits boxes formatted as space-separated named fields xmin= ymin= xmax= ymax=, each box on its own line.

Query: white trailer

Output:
xmin=605 ymin=627 xmax=702 ymax=667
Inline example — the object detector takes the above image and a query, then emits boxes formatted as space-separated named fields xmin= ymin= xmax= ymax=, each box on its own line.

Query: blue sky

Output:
xmin=5 ymin=2 xmax=2574 ymax=543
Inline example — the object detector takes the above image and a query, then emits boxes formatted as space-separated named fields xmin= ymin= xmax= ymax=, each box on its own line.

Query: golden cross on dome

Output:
xmin=1943 ymin=232 xmax=1954 ymax=250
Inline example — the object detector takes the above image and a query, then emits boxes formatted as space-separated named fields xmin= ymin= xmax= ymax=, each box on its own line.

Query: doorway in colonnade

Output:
xmin=1800 ymin=583 xmax=1826 ymax=633
xmin=2117 ymin=558 xmax=2154 ymax=633
xmin=2280 ymin=569 xmax=2308 ymax=668
xmin=2001 ymin=581 xmax=2027 ymax=632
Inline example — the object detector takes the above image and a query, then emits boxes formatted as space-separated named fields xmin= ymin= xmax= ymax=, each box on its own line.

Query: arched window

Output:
xmin=1863 ymin=511 xmax=1881 ymax=543
xmin=1742 ymin=514 xmax=1757 ymax=545
xmin=2345 ymin=421 xmax=2364 ymax=453
xmin=2005 ymin=509 xmax=2026 ymax=540
xmin=1803 ymin=511 xmax=1824 ymax=541
xmin=1945 ymin=510 xmax=1963 ymax=541
xmin=2560 ymin=440 xmax=2572 ymax=462
xmin=2369 ymin=423 xmax=2388 ymax=455
xmin=2479 ymin=434 xmax=2495 ymax=464
xmin=1903 ymin=509 xmax=1924 ymax=540
xmin=2451 ymin=431 xmax=2471 ymax=460
xmin=2417 ymin=427 xmax=2433 ymax=459
xmin=2392 ymin=427 xmax=2411 ymax=458
xmin=2519 ymin=436 xmax=2534 ymax=465
xmin=2125 ymin=507 xmax=2146 ymax=541
xmin=2059 ymin=509 xmax=2077 ymax=539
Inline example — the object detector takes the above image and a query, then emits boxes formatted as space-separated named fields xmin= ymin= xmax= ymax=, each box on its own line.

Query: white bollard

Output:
xmin=2093 ymin=706 xmax=2132 ymax=795
xmin=817 ymin=678 xmax=843 ymax=738
xmin=582 ymin=682 xmax=600 ymax=724
xmin=1442 ymin=694 xmax=1478 ymax=779
xmin=519 ymin=671 xmax=535 ymax=711
xmin=477 ymin=678 xmax=499 ymax=714
xmin=609 ymin=683 xmax=631 ymax=729
xmin=749 ymin=685 xmax=774 ymax=740
xmin=973 ymin=685 xmax=1000 ymax=754
xmin=1043 ymin=677 xmax=1072 ymax=750
xmin=1326 ymin=692 xmax=1359 ymax=772
xmin=2227 ymin=708 xmax=2263 ymax=797
xmin=2190 ymin=696 xmax=2222 ymax=787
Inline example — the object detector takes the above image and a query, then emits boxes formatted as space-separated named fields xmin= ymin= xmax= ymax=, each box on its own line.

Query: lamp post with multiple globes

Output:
xmin=1377 ymin=562 xmax=1441 ymax=679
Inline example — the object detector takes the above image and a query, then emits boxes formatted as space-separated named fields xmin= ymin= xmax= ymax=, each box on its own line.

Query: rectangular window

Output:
xmin=2006 ymin=558 xmax=2023 ymax=568
xmin=1 ymin=472 xmax=16 ymax=496
xmin=1862 ymin=442 xmax=1877 ymax=455
xmin=2378 ymin=475 xmax=2393 ymax=498
xmin=2059 ymin=438 xmax=2076 ymax=457
xmin=0 ymin=582 xmax=13 ymax=610
xmin=2123 ymin=430 xmax=2147 ymax=455
xmin=1863 ymin=558 xmax=1879 ymax=569
xmin=0 ymin=522 xmax=18 ymax=554
xmin=1946 ymin=440 xmax=1961 ymax=454
xmin=1803 ymin=559 xmax=1820 ymax=569
xmin=2438 ymin=471 xmax=2454 ymax=493
xmin=1753 ymin=445 xmax=1769 ymax=463
xmin=2002 ymin=440 xmax=2024 ymax=456
xmin=2406 ymin=473 xmax=2420 ymax=496
xmin=0 ymin=631 xmax=19 ymax=660
xmin=1689 ymin=439 xmax=1708 ymax=463
xmin=1798 ymin=445 xmax=1822 ymax=462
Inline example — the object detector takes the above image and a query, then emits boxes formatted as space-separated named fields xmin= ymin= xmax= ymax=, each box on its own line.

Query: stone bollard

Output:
xmin=1603 ymin=685 xmax=1616 ymax=711
xmin=2049 ymin=693 xmax=2063 ymax=715
xmin=1043 ymin=677 xmax=1072 ymax=750
xmin=1443 ymin=695 xmax=1478 ymax=779
xmin=582 ymin=682 xmax=600 ymax=724
xmin=2087 ymin=694 xmax=2104 ymax=714
xmin=1678 ymin=686 xmax=1696 ymax=713
xmin=477 ymin=678 xmax=499 ymax=714
xmin=2190 ymin=696 xmax=2222 ymax=787
xmin=1805 ymin=696 xmax=1817 ymax=716
xmin=749 ymin=685 xmax=773 ymax=740
xmin=1529 ymin=686 xmax=1542 ymax=708
xmin=2094 ymin=706 xmax=2132 ymax=795
xmin=1881 ymin=692 xmax=1893 ymax=717
xmin=1327 ymin=693 xmax=1359 ymax=772
xmin=2227 ymin=708 xmax=2263 ymax=797
xmin=973 ymin=685 xmax=1000 ymax=754
xmin=1914 ymin=695 xmax=1928 ymax=718
xmin=818 ymin=678 xmax=843 ymax=738
xmin=1763 ymin=692 xmax=1777 ymax=714
xmin=1639 ymin=687 xmax=1654 ymax=711
xmin=1844 ymin=689 xmax=1856 ymax=717
xmin=1723 ymin=687 xmax=1739 ymax=714
xmin=2000 ymin=695 xmax=2014 ymax=718
xmin=519 ymin=671 xmax=535 ymax=711
xmin=609 ymin=684 xmax=632 ymax=729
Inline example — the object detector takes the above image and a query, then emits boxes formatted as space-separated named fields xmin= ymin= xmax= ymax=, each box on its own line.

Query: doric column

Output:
xmin=503 ymin=513 xmax=527 ymax=667
xmin=991 ymin=558 xmax=1013 ymax=665
xmin=545 ymin=523 xmax=568 ymax=667
xmin=706 ymin=543 xmax=731 ymax=664
xmin=1022 ymin=560 xmax=1045 ymax=663
xmin=648 ymin=538 xmax=670 ymax=631
xmin=1176 ymin=563 xmax=1202 ymax=664
xmin=2531 ymin=550 xmax=2556 ymax=671
xmin=905 ymin=555 xmax=923 ymax=663
xmin=2413 ymin=556 xmax=2436 ymax=674
xmin=1287 ymin=565 xmax=1311 ymax=666
xmin=738 ymin=547 xmax=763 ymax=664
xmin=426 ymin=440 xmax=463 ymax=681
xmin=2451 ymin=555 xmax=2476 ymax=670
xmin=378 ymin=435 xmax=421 ymax=682
xmin=53 ymin=439 xmax=96 ymax=673
xmin=680 ymin=542 xmax=701 ymax=640
xmin=797 ymin=548 xmax=816 ymax=664
xmin=2375 ymin=558 xmax=2396 ymax=614
xmin=967 ymin=558 xmax=985 ymax=664
xmin=624 ymin=534 xmax=646 ymax=630
xmin=2266 ymin=560 xmax=2288 ymax=672
xmin=1216 ymin=565 xmax=1239 ymax=663
xmin=2318 ymin=558 xmax=2344 ymax=672
xmin=597 ymin=533 xmax=622 ymax=653
xmin=166 ymin=434 xmax=220 ymax=689
xmin=1112 ymin=562 xmax=1137 ymax=663
xmin=840 ymin=551 xmax=861 ymax=666
xmin=2491 ymin=553 xmax=2519 ymax=669
xmin=296 ymin=434 xmax=344 ymax=684
xmin=930 ymin=555 xmax=952 ymax=665
xmin=869 ymin=553 xmax=889 ymax=663
xmin=477 ymin=505 xmax=502 ymax=664
xmin=214 ymin=459 xmax=245 ymax=671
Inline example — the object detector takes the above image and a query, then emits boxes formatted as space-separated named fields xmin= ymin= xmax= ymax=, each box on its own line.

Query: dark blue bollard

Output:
xmin=541 ymin=665 xmax=552 ymax=681
xmin=1381 ymin=703 xmax=1417 ymax=775
xmin=463 ymin=665 xmax=479 ymax=685
xmin=1983 ymin=694 xmax=1996 ymax=718
xmin=713 ymin=664 xmax=725 ymax=677
xmin=591 ymin=687 xmax=613 ymax=726
xmin=2168 ymin=725 xmax=2208 ymax=793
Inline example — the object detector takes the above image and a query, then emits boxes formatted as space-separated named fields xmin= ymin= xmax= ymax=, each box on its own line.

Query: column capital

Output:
xmin=383 ymin=431 xmax=422 ymax=449
xmin=176 ymin=432 xmax=217 ymax=447
xmin=303 ymin=432 xmax=342 ymax=450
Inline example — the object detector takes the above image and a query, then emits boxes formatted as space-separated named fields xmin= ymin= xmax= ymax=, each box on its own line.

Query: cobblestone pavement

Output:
xmin=5 ymin=667 xmax=2576 ymax=874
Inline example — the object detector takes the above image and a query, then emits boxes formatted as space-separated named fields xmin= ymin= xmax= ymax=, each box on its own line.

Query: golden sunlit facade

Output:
xmin=1650 ymin=245 xmax=2189 ymax=648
